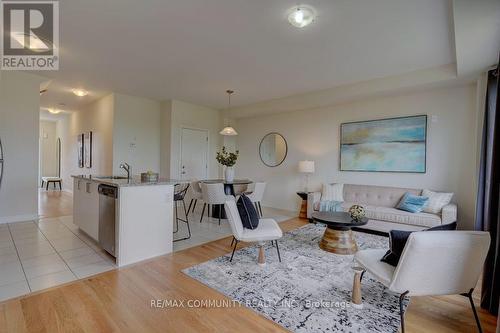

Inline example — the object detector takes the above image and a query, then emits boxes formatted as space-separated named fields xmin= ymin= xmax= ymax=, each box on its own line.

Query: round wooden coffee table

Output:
xmin=312 ymin=212 xmax=368 ymax=255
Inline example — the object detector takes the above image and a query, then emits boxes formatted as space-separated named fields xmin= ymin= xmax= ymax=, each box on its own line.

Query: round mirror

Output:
xmin=259 ymin=133 xmax=288 ymax=167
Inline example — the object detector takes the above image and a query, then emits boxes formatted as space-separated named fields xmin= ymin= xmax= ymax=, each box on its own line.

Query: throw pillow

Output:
xmin=319 ymin=200 xmax=343 ymax=212
xmin=422 ymin=189 xmax=453 ymax=214
xmin=380 ymin=222 xmax=457 ymax=267
xmin=322 ymin=183 xmax=344 ymax=201
xmin=237 ymin=194 xmax=259 ymax=229
xmin=396 ymin=192 xmax=429 ymax=213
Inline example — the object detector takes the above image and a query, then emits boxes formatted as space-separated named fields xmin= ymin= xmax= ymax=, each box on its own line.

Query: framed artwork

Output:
xmin=84 ymin=131 xmax=92 ymax=168
xmin=340 ymin=115 xmax=427 ymax=173
xmin=77 ymin=134 xmax=84 ymax=168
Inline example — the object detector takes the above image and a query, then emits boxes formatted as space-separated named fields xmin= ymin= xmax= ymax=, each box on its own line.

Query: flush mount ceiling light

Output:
xmin=48 ymin=108 xmax=61 ymax=114
xmin=287 ymin=5 xmax=316 ymax=28
xmin=72 ymin=88 xmax=88 ymax=97
xmin=219 ymin=90 xmax=238 ymax=136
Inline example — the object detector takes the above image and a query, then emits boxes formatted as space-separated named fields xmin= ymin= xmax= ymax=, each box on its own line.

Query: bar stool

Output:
xmin=173 ymin=183 xmax=191 ymax=242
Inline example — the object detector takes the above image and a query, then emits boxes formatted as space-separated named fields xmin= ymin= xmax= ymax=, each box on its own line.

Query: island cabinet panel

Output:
xmin=73 ymin=178 xmax=99 ymax=240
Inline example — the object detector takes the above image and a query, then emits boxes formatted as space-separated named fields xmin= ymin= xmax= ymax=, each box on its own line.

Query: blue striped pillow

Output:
xmin=396 ymin=192 xmax=429 ymax=213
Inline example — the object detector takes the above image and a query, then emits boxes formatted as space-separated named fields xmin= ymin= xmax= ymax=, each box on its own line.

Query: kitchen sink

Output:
xmin=95 ymin=176 xmax=129 ymax=180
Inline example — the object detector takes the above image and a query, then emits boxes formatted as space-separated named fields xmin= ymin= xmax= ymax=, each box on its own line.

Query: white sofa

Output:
xmin=307 ymin=184 xmax=457 ymax=233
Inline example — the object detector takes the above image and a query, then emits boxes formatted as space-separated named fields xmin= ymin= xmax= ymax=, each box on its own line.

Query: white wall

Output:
xmin=59 ymin=94 xmax=114 ymax=191
xmin=40 ymin=120 xmax=57 ymax=178
xmin=0 ymin=72 xmax=44 ymax=223
xmin=112 ymin=93 xmax=161 ymax=176
xmin=168 ymin=100 xmax=222 ymax=179
xmin=235 ymin=84 xmax=479 ymax=229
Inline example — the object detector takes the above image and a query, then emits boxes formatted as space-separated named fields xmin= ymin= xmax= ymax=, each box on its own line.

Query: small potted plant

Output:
xmin=216 ymin=146 xmax=239 ymax=182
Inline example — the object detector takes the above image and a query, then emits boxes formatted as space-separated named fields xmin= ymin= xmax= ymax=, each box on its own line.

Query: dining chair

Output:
xmin=200 ymin=183 xmax=234 ymax=225
xmin=232 ymin=184 xmax=248 ymax=196
xmin=355 ymin=231 xmax=490 ymax=333
xmin=173 ymin=183 xmax=191 ymax=242
xmin=187 ymin=180 xmax=203 ymax=215
xmin=225 ymin=200 xmax=283 ymax=264
xmin=245 ymin=182 xmax=266 ymax=217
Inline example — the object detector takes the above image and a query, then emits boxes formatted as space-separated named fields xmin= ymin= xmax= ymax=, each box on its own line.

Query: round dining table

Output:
xmin=200 ymin=179 xmax=253 ymax=218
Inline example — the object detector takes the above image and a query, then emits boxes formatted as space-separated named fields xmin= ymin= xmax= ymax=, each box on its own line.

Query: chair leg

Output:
xmin=191 ymin=199 xmax=197 ymax=214
xmin=399 ymin=291 xmax=409 ymax=333
xmin=46 ymin=181 xmax=49 ymax=191
xmin=360 ymin=270 xmax=365 ymax=282
xmin=41 ymin=180 xmax=44 ymax=188
xmin=230 ymin=236 xmax=235 ymax=247
xmin=230 ymin=239 xmax=239 ymax=262
xmin=218 ymin=204 xmax=221 ymax=225
xmin=275 ymin=240 xmax=281 ymax=262
xmin=464 ymin=289 xmax=483 ymax=333
xmin=182 ymin=199 xmax=189 ymax=220
xmin=187 ymin=199 xmax=194 ymax=215
xmin=207 ymin=204 xmax=211 ymax=219
xmin=200 ymin=203 xmax=206 ymax=223
xmin=255 ymin=203 xmax=260 ymax=217
xmin=58 ymin=181 xmax=62 ymax=190
xmin=258 ymin=202 xmax=263 ymax=216
xmin=174 ymin=202 xmax=179 ymax=233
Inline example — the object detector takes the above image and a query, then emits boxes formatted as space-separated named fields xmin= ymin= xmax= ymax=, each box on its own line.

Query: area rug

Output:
xmin=182 ymin=223 xmax=408 ymax=333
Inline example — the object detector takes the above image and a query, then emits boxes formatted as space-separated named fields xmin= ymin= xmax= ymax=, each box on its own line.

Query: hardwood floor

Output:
xmin=38 ymin=189 xmax=73 ymax=218
xmin=0 ymin=218 xmax=496 ymax=332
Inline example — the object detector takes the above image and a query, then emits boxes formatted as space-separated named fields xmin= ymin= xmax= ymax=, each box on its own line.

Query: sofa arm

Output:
xmin=307 ymin=192 xmax=321 ymax=219
xmin=441 ymin=203 xmax=457 ymax=224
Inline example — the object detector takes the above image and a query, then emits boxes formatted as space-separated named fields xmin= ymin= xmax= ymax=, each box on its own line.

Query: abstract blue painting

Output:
xmin=340 ymin=115 xmax=427 ymax=173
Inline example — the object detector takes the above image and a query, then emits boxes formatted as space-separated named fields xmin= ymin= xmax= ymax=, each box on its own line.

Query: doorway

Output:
xmin=180 ymin=128 xmax=209 ymax=180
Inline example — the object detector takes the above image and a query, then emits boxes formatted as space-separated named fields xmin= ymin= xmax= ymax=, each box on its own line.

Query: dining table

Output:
xmin=200 ymin=179 xmax=253 ymax=218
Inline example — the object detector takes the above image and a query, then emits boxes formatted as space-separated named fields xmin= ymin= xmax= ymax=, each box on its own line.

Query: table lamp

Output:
xmin=299 ymin=160 xmax=315 ymax=192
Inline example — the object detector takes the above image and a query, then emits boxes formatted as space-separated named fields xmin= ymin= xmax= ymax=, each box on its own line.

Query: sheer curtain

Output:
xmin=475 ymin=60 xmax=500 ymax=315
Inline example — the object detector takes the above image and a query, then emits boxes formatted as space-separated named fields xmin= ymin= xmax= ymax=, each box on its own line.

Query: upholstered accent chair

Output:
xmin=355 ymin=231 xmax=491 ymax=333
xmin=224 ymin=200 xmax=282 ymax=264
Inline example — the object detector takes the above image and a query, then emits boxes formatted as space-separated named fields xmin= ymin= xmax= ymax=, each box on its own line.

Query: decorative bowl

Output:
xmin=141 ymin=172 xmax=159 ymax=182
xmin=349 ymin=205 xmax=365 ymax=221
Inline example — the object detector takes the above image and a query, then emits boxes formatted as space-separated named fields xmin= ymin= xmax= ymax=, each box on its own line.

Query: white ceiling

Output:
xmin=39 ymin=0 xmax=455 ymax=110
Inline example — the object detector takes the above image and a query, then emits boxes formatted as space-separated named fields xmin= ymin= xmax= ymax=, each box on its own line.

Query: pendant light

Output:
xmin=220 ymin=90 xmax=238 ymax=136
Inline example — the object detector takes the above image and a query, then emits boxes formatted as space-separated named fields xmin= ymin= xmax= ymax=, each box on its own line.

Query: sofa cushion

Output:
xmin=342 ymin=202 xmax=441 ymax=228
xmin=343 ymin=184 xmax=421 ymax=208
xmin=322 ymin=183 xmax=344 ymax=201
xmin=422 ymin=189 xmax=453 ymax=214
xmin=396 ymin=192 xmax=429 ymax=213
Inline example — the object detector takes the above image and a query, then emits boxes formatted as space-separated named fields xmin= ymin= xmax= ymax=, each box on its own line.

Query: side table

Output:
xmin=296 ymin=191 xmax=309 ymax=219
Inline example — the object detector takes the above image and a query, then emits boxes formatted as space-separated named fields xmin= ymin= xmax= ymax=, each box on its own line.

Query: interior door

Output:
xmin=180 ymin=128 xmax=208 ymax=180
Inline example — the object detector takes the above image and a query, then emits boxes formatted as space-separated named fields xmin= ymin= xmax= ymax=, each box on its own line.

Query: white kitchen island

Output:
xmin=72 ymin=175 xmax=179 ymax=267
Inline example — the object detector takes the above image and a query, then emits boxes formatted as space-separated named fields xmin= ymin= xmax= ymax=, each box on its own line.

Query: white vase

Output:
xmin=225 ymin=166 xmax=235 ymax=182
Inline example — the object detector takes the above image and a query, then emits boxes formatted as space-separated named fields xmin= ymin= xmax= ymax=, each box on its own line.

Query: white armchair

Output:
xmin=355 ymin=231 xmax=490 ymax=333
xmin=224 ymin=200 xmax=283 ymax=265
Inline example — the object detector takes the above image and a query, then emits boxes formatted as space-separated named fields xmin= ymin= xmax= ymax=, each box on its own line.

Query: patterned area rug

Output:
xmin=183 ymin=223 xmax=408 ymax=333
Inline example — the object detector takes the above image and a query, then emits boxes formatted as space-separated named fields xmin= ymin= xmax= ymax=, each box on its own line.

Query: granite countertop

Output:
xmin=71 ymin=175 xmax=186 ymax=187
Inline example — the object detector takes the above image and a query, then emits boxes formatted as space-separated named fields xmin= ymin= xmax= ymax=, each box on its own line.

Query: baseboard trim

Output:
xmin=0 ymin=214 xmax=39 ymax=224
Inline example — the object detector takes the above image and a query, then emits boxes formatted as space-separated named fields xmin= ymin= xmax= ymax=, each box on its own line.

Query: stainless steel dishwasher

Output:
xmin=98 ymin=184 xmax=117 ymax=257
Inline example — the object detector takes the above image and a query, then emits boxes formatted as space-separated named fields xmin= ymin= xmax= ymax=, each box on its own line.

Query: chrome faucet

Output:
xmin=119 ymin=162 xmax=131 ymax=179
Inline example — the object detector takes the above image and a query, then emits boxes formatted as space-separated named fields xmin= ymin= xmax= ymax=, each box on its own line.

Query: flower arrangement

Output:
xmin=216 ymin=146 xmax=239 ymax=167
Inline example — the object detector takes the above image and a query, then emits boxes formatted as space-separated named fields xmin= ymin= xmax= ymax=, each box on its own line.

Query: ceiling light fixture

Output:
xmin=72 ymin=88 xmax=88 ymax=97
xmin=287 ymin=5 xmax=316 ymax=28
xmin=48 ymin=108 xmax=61 ymax=114
xmin=219 ymin=90 xmax=238 ymax=136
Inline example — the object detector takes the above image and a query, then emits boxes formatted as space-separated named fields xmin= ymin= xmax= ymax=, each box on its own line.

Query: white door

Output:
xmin=180 ymin=128 xmax=208 ymax=180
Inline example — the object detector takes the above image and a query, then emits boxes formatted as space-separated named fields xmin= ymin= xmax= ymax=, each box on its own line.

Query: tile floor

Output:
xmin=0 ymin=216 xmax=115 ymax=302
xmin=0 ymin=206 xmax=296 ymax=303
